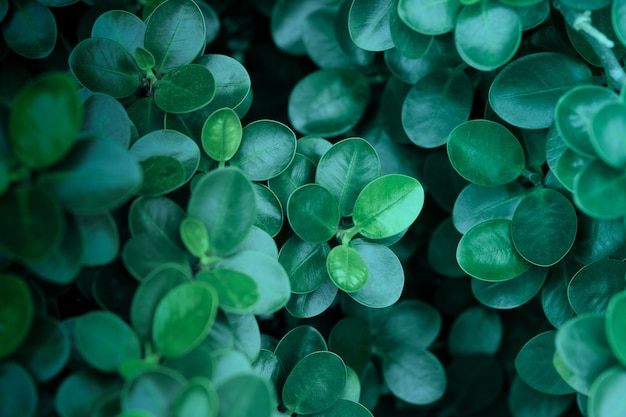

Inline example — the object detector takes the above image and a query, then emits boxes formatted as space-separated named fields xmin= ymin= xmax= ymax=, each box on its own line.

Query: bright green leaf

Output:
xmin=326 ymin=245 xmax=368 ymax=293
xmin=287 ymin=184 xmax=340 ymax=243
xmin=201 ymin=107 xmax=242 ymax=162
xmin=196 ymin=269 xmax=259 ymax=314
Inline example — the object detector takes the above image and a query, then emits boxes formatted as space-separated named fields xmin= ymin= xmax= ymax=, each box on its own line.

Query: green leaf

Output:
xmin=203 ymin=313 xmax=261 ymax=365
xmin=397 ymin=0 xmax=461 ymax=35
xmin=606 ymin=291 xmax=626 ymax=367
xmin=56 ymin=370 xmax=121 ymax=417
xmin=1 ymin=0 xmax=56 ymax=59
xmin=421 ymin=147 xmax=469 ymax=213
xmin=614 ymin=0 xmax=626 ymax=47
xmin=162 ymin=345 xmax=213 ymax=380
xmin=507 ymin=376 xmax=574 ymax=417
xmin=201 ymin=107 xmax=242 ymax=162
xmin=268 ymin=153 xmax=316 ymax=209
xmin=457 ymin=219 xmax=532 ymax=281
xmin=555 ymin=85 xmax=618 ymax=158
xmin=286 ymin=276 xmax=339 ymax=318
xmin=296 ymin=136 xmax=333 ymax=164
xmin=153 ymin=281 xmax=218 ymax=358
xmin=489 ymin=52 xmax=593 ymax=129
xmin=10 ymin=72 xmax=81 ymax=168
xmin=553 ymin=147 xmax=589 ymax=191
xmin=374 ymin=300 xmax=442 ymax=351
xmin=427 ymin=217 xmax=466 ymax=278
xmin=348 ymin=0 xmax=394 ymax=51
xmin=287 ymin=184 xmax=340 ymax=243
xmin=144 ymin=0 xmax=206 ymax=73
xmin=560 ymin=0 xmax=610 ymax=10
xmin=389 ymin=3 xmax=433 ymax=58
xmin=328 ymin=317 xmax=371 ymax=374
xmin=454 ymin=0 xmax=521 ymax=71
xmin=471 ymin=266 xmax=547 ymax=310
xmin=308 ymin=399 xmax=373 ymax=417
xmin=572 ymin=216 xmax=626 ymax=264
xmin=229 ymin=119 xmax=297 ymax=181
xmin=0 ymin=184 xmax=65 ymax=262
xmin=274 ymin=325 xmax=327 ymax=375
xmin=401 ymin=69 xmax=473 ymax=148
xmin=448 ymin=306 xmax=502 ymax=357
xmin=0 ymin=274 xmax=33 ymax=359
xmin=447 ymin=119 xmax=525 ymax=186
xmin=91 ymin=260 xmax=140 ymax=318
xmin=288 ymin=69 xmax=370 ymax=136
xmin=130 ymin=130 xmax=200 ymax=196
xmin=193 ymin=54 xmax=252 ymax=114
xmin=121 ymin=368 xmax=185 ymax=417
xmin=568 ymin=260 xmax=626 ymax=315
xmin=128 ymin=196 xmax=185 ymax=245
xmin=216 ymin=374 xmax=274 ymax=417
xmin=91 ymin=10 xmax=145 ymax=56
xmin=221 ymin=225 xmax=278 ymax=259
xmin=326 ymin=245 xmax=369 ymax=293
xmin=81 ymin=92 xmax=133 ymax=149
xmin=172 ymin=378 xmax=217 ymax=417
xmin=541 ymin=261 xmax=577 ymax=329
xmin=515 ymin=331 xmax=576 ymax=395
xmin=282 ymin=351 xmax=346 ymax=415
xmin=187 ymin=167 xmax=256 ymax=255
xmin=69 ymin=38 xmax=140 ymax=98
xmin=196 ymin=269 xmax=259 ymax=314
xmin=382 ymin=346 xmax=446 ymax=405
xmin=316 ymin=138 xmax=381 ymax=216
xmin=135 ymin=47 xmax=156 ymax=71
xmin=75 ymin=311 xmax=141 ymax=373
xmin=39 ymin=139 xmax=143 ymax=214
xmin=252 ymin=183 xmax=283 ymax=237
xmin=588 ymin=366 xmax=626 ymax=417
xmin=179 ymin=217 xmax=209 ymax=259
xmin=517 ymin=0 xmax=551 ymax=29
xmin=278 ymin=235 xmax=330 ymax=294
xmin=154 ymin=64 xmax=216 ymax=114
xmin=574 ymin=159 xmax=626 ymax=219
xmin=128 ymin=98 xmax=165 ymax=137
xmin=589 ymin=102 xmax=626 ymax=169
xmin=252 ymin=349 xmax=286 ymax=389
xmin=0 ymin=362 xmax=37 ymax=417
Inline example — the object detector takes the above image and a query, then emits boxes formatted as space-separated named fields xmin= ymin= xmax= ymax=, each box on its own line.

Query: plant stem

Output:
xmin=552 ymin=0 xmax=626 ymax=91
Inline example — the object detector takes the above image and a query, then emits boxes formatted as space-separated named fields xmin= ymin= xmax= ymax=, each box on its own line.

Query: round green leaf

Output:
xmin=179 ymin=217 xmax=209 ymax=259
xmin=352 ymin=174 xmax=424 ymax=239
xmin=515 ymin=331 xmax=576 ymax=395
xmin=39 ymin=139 xmax=143 ymax=214
xmin=588 ymin=366 xmax=626 ymax=417
xmin=397 ymin=0 xmax=461 ymax=35
xmin=560 ymin=0 xmax=610 ymax=10
xmin=457 ymin=219 xmax=531 ymax=281
xmin=553 ymin=147 xmax=589 ymax=191
xmin=288 ymin=69 xmax=370 ymax=136
xmin=454 ymin=0 xmax=521 ymax=71
xmin=153 ymin=281 xmax=219 ymax=358
xmin=252 ymin=183 xmax=283 ymax=237
xmin=555 ymin=85 xmax=618 ymax=158
xmin=574 ymin=159 xmax=626 ymax=219
xmin=56 ymin=370 xmax=121 ymax=417
xmin=389 ymin=3 xmax=433 ymax=58
xmin=571 ymin=216 xmax=626 ymax=264
xmin=275 ymin=325 xmax=328 ymax=376
xmin=229 ymin=119 xmax=296 ymax=181
xmin=511 ymin=188 xmax=578 ymax=266
xmin=210 ymin=350 xmax=253 ymax=387
xmin=541 ymin=261 xmax=578 ymax=329
xmin=296 ymin=136 xmax=333 ymax=164
xmin=75 ymin=311 xmax=141 ymax=373
xmin=282 ymin=351 xmax=347 ymax=415
xmin=220 ymin=225 xmax=278 ymax=259
xmin=201 ymin=107 xmax=242 ymax=162
xmin=121 ymin=368 xmax=185 ymax=417
xmin=328 ymin=317 xmax=371 ymax=375
xmin=607 ymin=292 xmax=626 ymax=366
xmin=2 ymin=0 xmax=56 ymax=59
xmin=144 ymin=0 xmax=206 ymax=73
xmin=9 ymin=72 xmax=81 ymax=168
xmin=382 ymin=347 xmax=446 ymax=405
xmin=268 ymin=153 xmax=316 ymax=209
xmin=489 ymin=52 xmax=593 ymax=129
xmin=590 ymin=102 xmax=626 ymax=169
xmin=0 ymin=184 xmax=65 ymax=262
xmin=0 ymin=274 xmax=33 ymax=359
xmin=193 ymin=54 xmax=252 ymax=113
xmin=135 ymin=47 xmax=156 ymax=71
xmin=0 ymin=362 xmax=37 ymax=417
xmin=507 ymin=376 xmax=574 ymax=417
xmin=568 ymin=260 xmax=626 ymax=315
xmin=154 ymin=64 xmax=215 ymax=114
xmin=82 ymin=92 xmax=132 ymax=149
xmin=449 ymin=306 xmax=502 ymax=357
xmin=316 ymin=137 xmax=381 ymax=216
xmin=127 ymin=97 xmax=165 ymax=137
xmin=91 ymin=10 xmax=145 ymax=56
xmin=374 ymin=300 xmax=442 ymax=351
xmin=287 ymin=184 xmax=340 ymax=244
xmin=286 ymin=276 xmax=339 ymax=318
xmin=216 ymin=374 xmax=274 ymax=417
xmin=308 ymin=399 xmax=373 ymax=417
xmin=327 ymin=245 xmax=368 ymax=293
xmin=278 ymin=235 xmax=330 ymax=294
xmin=471 ymin=266 xmax=547 ymax=310
xmin=348 ymin=0 xmax=394 ymax=51
xmin=427 ymin=217 xmax=466 ymax=278
xmin=196 ymin=269 xmax=259 ymax=314
xmin=69 ymin=38 xmax=140 ymax=98
xmin=129 ymin=196 xmax=185 ymax=244
xmin=517 ymin=0 xmax=551 ymax=30
xmin=401 ymin=69 xmax=473 ymax=148
xmin=187 ymin=167 xmax=256 ymax=255
xmin=173 ymin=378 xmax=218 ymax=417
xmin=447 ymin=120 xmax=525 ymax=186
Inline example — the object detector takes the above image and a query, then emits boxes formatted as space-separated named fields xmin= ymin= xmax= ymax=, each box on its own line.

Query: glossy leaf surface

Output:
xmin=590 ymin=102 xmax=626 ymax=169
xmin=574 ymin=159 xmax=626 ymax=219
xmin=606 ymin=292 xmax=626 ymax=367
xmin=287 ymin=184 xmax=340 ymax=243
xmin=326 ymin=245 xmax=368 ymax=293
xmin=278 ymin=235 xmax=330 ymax=294
xmin=91 ymin=10 xmax=145 ymax=55
xmin=154 ymin=64 xmax=215 ymax=114
xmin=397 ymin=0 xmax=461 ymax=35
xmin=348 ymin=0 xmax=394 ymax=51
xmin=2 ymin=0 xmax=56 ymax=59
xmin=201 ymin=107 xmax=242 ymax=162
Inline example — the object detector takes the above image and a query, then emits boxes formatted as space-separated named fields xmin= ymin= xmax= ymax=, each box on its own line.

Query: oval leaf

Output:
xmin=326 ymin=245 xmax=368 ymax=293
xmin=154 ymin=64 xmax=216 ymax=114
xmin=201 ymin=107 xmax=242 ymax=162
xmin=287 ymin=184 xmax=340 ymax=244
xmin=0 ymin=274 xmax=33 ymax=359
xmin=397 ymin=0 xmax=461 ymax=35
xmin=589 ymin=102 xmax=626 ymax=169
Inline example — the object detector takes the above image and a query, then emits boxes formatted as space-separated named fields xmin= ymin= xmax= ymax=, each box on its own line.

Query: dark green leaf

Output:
xmin=0 ymin=362 xmax=37 ymax=417
xmin=91 ymin=10 xmax=145 ymax=55
xmin=574 ymin=159 xmax=626 ymax=219
xmin=56 ymin=370 xmax=121 ymax=417
xmin=121 ymin=368 xmax=185 ymax=417
xmin=517 ymin=0 xmax=551 ymax=29
xmin=397 ymin=0 xmax=461 ymax=35
xmin=560 ymin=0 xmax=610 ymax=10
xmin=127 ymin=98 xmax=165 ymax=137
xmin=274 ymin=325 xmax=327 ymax=375
xmin=154 ymin=64 xmax=215 ymax=114
xmin=572 ymin=216 xmax=626 ymax=264
xmin=348 ymin=0 xmax=394 ymax=51
xmin=614 ymin=0 xmax=626 ymax=46
xmin=471 ymin=266 xmax=547 ymax=309
xmin=568 ymin=260 xmax=626 ymax=315
xmin=196 ymin=269 xmax=259 ymax=314
xmin=81 ymin=92 xmax=132 ymax=149
xmin=201 ymin=107 xmax=242 ymax=162
xmin=216 ymin=374 xmax=274 ymax=417
xmin=296 ymin=135 xmax=333 ymax=164
xmin=268 ymin=153 xmax=316 ymax=209
xmin=328 ymin=317 xmax=371 ymax=375
xmin=193 ymin=54 xmax=252 ymax=113
xmin=327 ymin=245 xmax=369 ymax=293
xmin=541 ymin=261 xmax=577 ymax=328
xmin=287 ymin=184 xmax=340 ymax=243
xmin=128 ymin=196 xmax=185 ymax=245
xmin=303 ymin=8 xmax=361 ymax=70
xmin=162 ymin=345 xmax=213 ymax=380
xmin=427 ymin=217 xmax=466 ymax=278
xmin=553 ymin=147 xmax=589 ymax=191
xmin=0 ymin=274 xmax=33 ymax=359
xmin=374 ymin=300 xmax=442 ymax=351
xmin=2 ymin=0 xmax=56 ymax=59
xmin=389 ymin=3 xmax=433 ymax=58
xmin=252 ymin=183 xmax=283 ymax=237
xmin=449 ymin=306 xmax=502 ymax=357
xmin=278 ymin=235 xmax=330 ymax=294
xmin=308 ymin=399 xmax=373 ymax=417
xmin=589 ymin=102 xmax=626 ymax=169
xmin=92 ymin=259 xmax=140 ymax=319
xmin=286 ymin=276 xmax=339 ymax=318
xmin=507 ymin=376 xmax=574 ymax=417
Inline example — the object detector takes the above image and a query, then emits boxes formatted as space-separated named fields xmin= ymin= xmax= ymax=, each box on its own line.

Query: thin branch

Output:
xmin=552 ymin=0 xmax=626 ymax=91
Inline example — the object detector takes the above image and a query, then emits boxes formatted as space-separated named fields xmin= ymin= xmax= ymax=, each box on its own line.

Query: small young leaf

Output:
xmin=180 ymin=217 xmax=210 ymax=259
xmin=201 ymin=107 xmax=242 ymax=162
xmin=154 ymin=64 xmax=216 ymax=114
xmin=287 ymin=184 xmax=340 ymax=244
xmin=606 ymin=291 xmax=626 ymax=367
xmin=326 ymin=245 xmax=369 ymax=293
xmin=0 ymin=274 xmax=33 ymax=359
xmin=134 ymin=47 xmax=156 ymax=71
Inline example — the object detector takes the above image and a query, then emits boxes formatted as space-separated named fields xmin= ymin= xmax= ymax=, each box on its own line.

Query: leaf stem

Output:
xmin=336 ymin=225 xmax=360 ymax=246
xmin=521 ymin=167 xmax=543 ymax=186
xmin=218 ymin=159 xmax=226 ymax=169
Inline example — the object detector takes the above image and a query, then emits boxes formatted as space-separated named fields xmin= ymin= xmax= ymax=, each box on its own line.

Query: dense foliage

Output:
xmin=1 ymin=0 xmax=626 ymax=416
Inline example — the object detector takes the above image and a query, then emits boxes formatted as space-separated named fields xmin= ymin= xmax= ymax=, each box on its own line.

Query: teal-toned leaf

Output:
xmin=287 ymin=184 xmax=340 ymax=243
xmin=555 ymin=85 xmax=617 ymax=158
xmin=196 ymin=269 xmax=259 ymax=314
xmin=471 ymin=266 xmax=547 ymax=310
xmin=382 ymin=346 xmax=446 ymax=405
xmin=397 ymin=0 xmax=461 ymax=35
xmin=507 ymin=376 xmax=574 ymax=417
xmin=316 ymin=138 xmax=380 ymax=216
xmin=541 ymin=261 xmax=578 ymax=329
xmin=229 ymin=119 xmax=296 ymax=181
xmin=326 ymin=245 xmax=368 ymax=293
xmin=56 ymin=370 xmax=121 ymax=417
xmin=268 ymin=153 xmax=316 ymax=209
xmin=296 ymin=136 xmax=333 ymax=164
xmin=588 ymin=366 xmax=626 ymax=417
xmin=606 ymin=292 xmax=626 ymax=366
xmin=427 ymin=218 xmax=466 ymax=278
xmin=187 ymin=167 xmax=256 ymax=255
xmin=374 ymin=300 xmax=442 ymax=351
xmin=589 ymin=102 xmax=626 ymax=169
xmin=560 ymin=0 xmax=610 ymax=10
xmin=352 ymin=174 xmax=424 ymax=239
xmin=489 ymin=52 xmax=593 ymax=129
xmin=517 ymin=0 xmax=551 ymax=30
xmin=278 ymin=235 xmax=330 ymax=294
xmin=288 ymin=69 xmax=370 ymax=136
xmin=421 ymin=147 xmax=469 ymax=213
xmin=216 ymin=374 xmax=274 ymax=417
xmin=127 ymin=98 xmax=165 ymax=137
xmin=91 ymin=10 xmax=145 ymax=55
xmin=135 ymin=47 xmax=155 ymax=71
xmin=0 ymin=274 xmax=33 ymax=359
xmin=2 ymin=0 xmax=56 ymax=59
xmin=173 ymin=378 xmax=218 ymax=417
xmin=91 ymin=259 xmax=140 ymax=319
xmin=455 ymin=0 xmax=521 ymax=71
xmin=348 ymin=0 xmax=394 ymax=51
xmin=0 ymin=362 xmax=37 ymax=417
xmin=162 ymin=344 xmax=213 ymax=380
xmin=614 ymin=0 xmax=626 ymax=47
xmin=128 ymin=196 xmax=185 ymax=244
xmin=572 ymin=216 xmax=626 ymax=264
xmin=144 ymin=0 xmax=206 ymax=73
xmin=553 ymin=147 xmax=589 ymax=191
xmin=39 ymin=139 xmax=143 ymax=214
xmin=201 ymin=107 xmax=242 ymax=162
xmin=389 ymin=3 xmax=433 ymax=58
xmin=193 ymin=54 xmax=252 ymax=113
xmin=574 ymin=159 xmax=626 ymax=219
xmin=221 ymin=225 xmax=278 ymax=259
xmin=401 ymin=69 xmax=473 ymax=148
xmin=252 ymin=183 xmax=283 ymax=237
xmin=447 ymin=119 xmax=525 ymax=186
xmin=0 ymin=184 xmax=65 ymax=262
xmin=328 ymin=317 xmax=371 ymax=374
xmin=179 ymin=217 xmax=209 ymax=259
xmin=252 ymin=349 xmax=287 ymax=390
xmin=568 ymin=260 xmax=626 ymax=315
xmin=449 ymin=306 xmax=502 ymax=357
xmin=69 ymin=38 xmax=140 ymax=98
xmin=211 ymin=348 xmax=252 ymax=386
xmin=121 ymin=368 xmax=185 ymax=417
xmin=202 ymin=312 xmax=261 ymax=363
xmin=153 ymin=282 xmax=218 ymax=358
xmin=274 ymin=325 xmax=327 ymax=375
xmin=308 ymin=399 xmax=373 ymax=417
xmin=286 ymin=276 xmax=339 ymax=318
xmin=154 ymin=64 xmax=215 ymax=114
xmin=335 ymin=0 xmax=377 ymax=66
xmin=82 ymin=92 xmax=132 ymax=149
xmin=10 ymin=72 xmax=81 ymax=168
xmin=282 ymin=351 xmax=346 ymax=415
